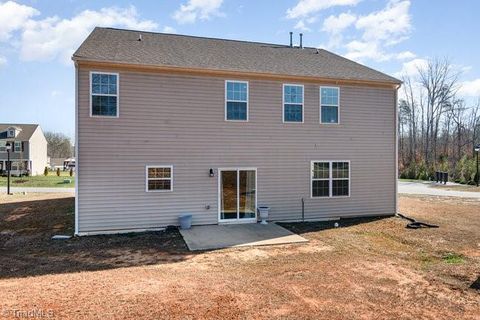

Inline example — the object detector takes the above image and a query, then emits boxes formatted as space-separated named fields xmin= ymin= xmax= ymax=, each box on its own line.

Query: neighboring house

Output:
xmin=73 ymin=27 xmax=401 ymax=235
xmin=48 ymin=157 xmax=76 ymax=171
xmin=0 ymin=124 xmax=48 ymax=176
xmin=49 ymin=157 xmax=65 ymax=170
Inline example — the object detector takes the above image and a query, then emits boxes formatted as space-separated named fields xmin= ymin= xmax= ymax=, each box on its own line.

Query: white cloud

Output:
xmin=337 ymin=0 xmax=413 ymax=62
xmin=322 ymin=12 xmax=356 ymax=34
xmin=162 ymin=26 xmax=177 ymax=33
xmin=19 ymin=6 xmax=158 ymax=63
xmin=458 ymin=79 xmax=480 ymax=97
xmin=395 ymin=51 xmax=416 ymax=60
xmin=355 ymin=0 xmax=411 ymax=44
xmin=0 ymin=1 xmax=39 ymax=41
xmin=294 ymin=20 xmax=311 ymax=32
xmin=0 ymin=55 xmax=6 ymax=66
xmin=173 ymin=0 xmax=224 ymax=24
xmin=286 ymin=0 xmax=361 ymax=19
xmin=394 ymin=58 xmax=428 ymax=78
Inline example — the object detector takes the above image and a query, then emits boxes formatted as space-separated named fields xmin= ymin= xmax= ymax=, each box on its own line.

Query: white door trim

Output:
xmin=218 ymin=167 xmax=257 ymax=224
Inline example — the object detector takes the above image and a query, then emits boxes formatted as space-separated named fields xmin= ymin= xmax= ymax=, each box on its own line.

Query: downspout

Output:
xmin=394 ymin=84 xmax=401 ymax=214
xmin=74 ymin=63 xmax=79 ymax=236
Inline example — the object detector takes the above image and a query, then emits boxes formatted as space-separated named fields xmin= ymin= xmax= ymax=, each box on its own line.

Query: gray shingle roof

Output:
xmin=0 ymin=124 xmax=39 ymax=141
xmin=73 ymin=27 xmax=400 ymax=84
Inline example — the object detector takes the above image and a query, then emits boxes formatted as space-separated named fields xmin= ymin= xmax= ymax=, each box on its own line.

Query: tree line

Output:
xmin=44 ymin=131 xmax=73 ymax=159
xmin=398 ymin=58 xmax=480 ymax=184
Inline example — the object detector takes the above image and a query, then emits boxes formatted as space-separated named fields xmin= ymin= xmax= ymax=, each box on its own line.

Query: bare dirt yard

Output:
xmin=0 ymin=193 xmax=479 ymax=319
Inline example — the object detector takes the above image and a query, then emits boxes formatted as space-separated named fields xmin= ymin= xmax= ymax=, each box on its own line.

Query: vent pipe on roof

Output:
xmin=289 ymin=32 xmax=293 ymax=47
xmin=138 ymin=34 xmax=142 ymax=41
xmin=299 ymin=33 xmax=303 ymax=49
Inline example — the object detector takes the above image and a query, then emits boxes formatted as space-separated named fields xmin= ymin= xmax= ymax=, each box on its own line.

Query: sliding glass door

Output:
xmin=219 ymin=169 xmax=256 ymax=222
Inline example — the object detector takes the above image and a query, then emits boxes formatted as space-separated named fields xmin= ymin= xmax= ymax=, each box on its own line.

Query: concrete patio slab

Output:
xmin=179 ymin=223 xmax=308 ymax=251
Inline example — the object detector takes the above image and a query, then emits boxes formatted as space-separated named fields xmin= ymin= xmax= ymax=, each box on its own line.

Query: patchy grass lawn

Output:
xmin=0 ymin=171 xmax=75 ymax=188
xmin=0 ymin=194 xmax=479 ymax=319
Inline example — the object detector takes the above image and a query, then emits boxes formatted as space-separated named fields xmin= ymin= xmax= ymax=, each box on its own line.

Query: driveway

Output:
xmin=398 ymin=181 xmax=480 ymax=199
xmin=0 ymin=187 xmax=74 ymax=193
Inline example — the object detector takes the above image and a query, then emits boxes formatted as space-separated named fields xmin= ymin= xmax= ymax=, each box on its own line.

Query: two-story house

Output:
xmin=0 ymin=124 xmax=48 ymax=176
xmin=73 ymin=27 xmax=401 ymax=235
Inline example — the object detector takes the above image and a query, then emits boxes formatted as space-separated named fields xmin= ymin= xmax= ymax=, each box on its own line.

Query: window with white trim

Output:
xmin=146 ymin=166 xmax=173 ymax=192
xmin=311 ymin=161 xmax=350 ymax=197
xmin=283 ymin=84 xmax=303 ymax=122
xmin=225 ymin=81 xmax=248 ymax=121
xmin=14 ymin=141 xmax=21 ymax=152
xmin=91 ymin=72 xmax=118 ymax=117
xmin=0 ymin=141 xmax=5 ymax=152
xmin=320 ymin=87 xmax=339 ymax=124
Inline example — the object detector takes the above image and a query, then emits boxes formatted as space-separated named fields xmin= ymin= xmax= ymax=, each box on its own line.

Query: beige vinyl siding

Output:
xmin=77 ymin=67 xmax=396 ymax=234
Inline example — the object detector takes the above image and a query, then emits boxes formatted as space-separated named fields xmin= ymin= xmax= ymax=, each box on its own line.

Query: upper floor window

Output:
xmin=7 ymin=129 xmax=15 ymax=138
xmin=225 ymin=80 xmax=248 ymax=121
xmin=320 ymin=87 xmax=339 ymax=124
xmin=14 ymin=141 xmax=21 ymax=152
xmin=311 ymin=161 xmax=350 ymax=198
xmin=146 ymin=166 xmax=173 ymax=192
xmin=283 ymin=84 xmax=304 ymax=123
xmin=0 ymin=141 xmax=5 ymax=152
xmin=91 ymin=72 xmax=118 ymax=117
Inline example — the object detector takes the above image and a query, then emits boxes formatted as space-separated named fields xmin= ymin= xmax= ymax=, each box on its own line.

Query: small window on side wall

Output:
xmin=146 ymin=166 xmax=173 ymax=192
xmin=320 ymin=87 xmax=339 ymax=124
xmin=311 ymin=161 xmax=350 ymax=197
xmin=283 ymin=84 xmax=304 ymax=122
xmin=91 ymin=72 xmax=119 ymax=117
xmin=225 ymin=80 xmax=248 ymax=121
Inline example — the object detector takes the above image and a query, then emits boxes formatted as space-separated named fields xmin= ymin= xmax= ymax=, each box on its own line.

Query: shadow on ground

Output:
xmin=0 ymin=197 xmax=190 ymax=279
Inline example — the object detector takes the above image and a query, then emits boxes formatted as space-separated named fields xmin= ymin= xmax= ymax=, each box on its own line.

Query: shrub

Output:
xmin=44 ymin=167 xmax=48 ymax=176
xmin=454 ymin=155 xmax=476 ymax=184
xmin=69 ymin=167 xmax=73 ymax=177
xmin=56 ymin=168 xmax=61 ymax=177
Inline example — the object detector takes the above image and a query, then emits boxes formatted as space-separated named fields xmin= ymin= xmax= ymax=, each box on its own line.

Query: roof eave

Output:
xmin=73 ymin=58 xmax=402 ymax=88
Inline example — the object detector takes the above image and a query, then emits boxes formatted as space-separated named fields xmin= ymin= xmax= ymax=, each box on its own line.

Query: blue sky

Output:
xmin=1 ymin=0 xmax=480 ymax=140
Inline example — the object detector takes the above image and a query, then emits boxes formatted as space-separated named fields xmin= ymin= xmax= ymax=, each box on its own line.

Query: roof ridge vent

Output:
xmin=138 ymin=34 xmax=142 ymax=41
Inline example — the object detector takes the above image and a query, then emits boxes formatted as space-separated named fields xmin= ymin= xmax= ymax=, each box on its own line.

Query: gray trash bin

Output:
xmin=179 ymin=214 xmax=192 ymax=229
xmin=257 ymin=206 xmax=270 ymax=224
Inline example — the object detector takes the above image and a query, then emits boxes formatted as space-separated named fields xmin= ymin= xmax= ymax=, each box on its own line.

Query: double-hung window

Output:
xmin=283 ymin=84 xmax=303 ymax=122
xmin=91 ymin=72 xmax=119 ymax=117
xmin=146 ymin=166 xmax=173 ymax=192
xmin=320 ymin=87 xmax=339 ymax=124
xmin=14 ymin=141 xmax=21 ymax=152
xmin=225 ymin=81 xmax=248 ymax=121
xmin=311 ymin=161 xmax=350 ymax=197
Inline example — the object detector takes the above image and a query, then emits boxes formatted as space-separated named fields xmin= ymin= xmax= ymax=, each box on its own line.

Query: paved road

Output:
xmin=0 ymin=187 xmax=74 ymax=193
xmin=398 ymin=181 xmax=480 ymax=199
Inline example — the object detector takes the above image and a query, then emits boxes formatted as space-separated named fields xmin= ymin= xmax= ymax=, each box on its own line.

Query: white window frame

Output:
xmin=145 ymin=165 xmax=173 ymax=193
xmin=310 ymin=160 xmax=350 ymax=198
xmin=14 ymin=141 xmax=21 ymax=153
xmin=89 ymin=71 xmax=120 ymax=118
xmin=320 ymin=86 xmax=340 ymax=124
xmin=282 ymin=84 xmax=304 ymax=123
xmin=7 ymin=129 xmax=15 ymax=138
xmin=225 ymin=80 xmax=249 ymax=122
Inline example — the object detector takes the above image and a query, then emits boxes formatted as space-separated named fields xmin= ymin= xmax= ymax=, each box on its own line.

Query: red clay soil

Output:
xmin=0 ymin=193 xmax=479 ymax=319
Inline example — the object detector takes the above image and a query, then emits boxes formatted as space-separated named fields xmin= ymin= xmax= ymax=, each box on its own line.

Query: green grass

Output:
xmin=442 ymin=252 xmax=465 ymax=264
xmin=0 ymin=171 xmax=75 ymax=188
